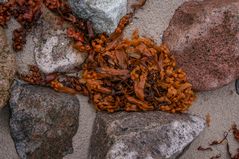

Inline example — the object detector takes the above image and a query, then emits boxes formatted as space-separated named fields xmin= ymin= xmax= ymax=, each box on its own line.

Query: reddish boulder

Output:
xmin=163 ymin=0 xmax=239 ymax=91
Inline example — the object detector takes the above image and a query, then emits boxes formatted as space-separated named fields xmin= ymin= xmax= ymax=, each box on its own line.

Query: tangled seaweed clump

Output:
xmin=71 ymin=31 xmax=196 ymax=113
xmin=1 ymin=0 xmax=196 ymax=113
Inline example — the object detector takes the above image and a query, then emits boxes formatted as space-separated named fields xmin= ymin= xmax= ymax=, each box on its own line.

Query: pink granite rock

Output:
xmin=163 ymin=0 xmax=239 ymax=91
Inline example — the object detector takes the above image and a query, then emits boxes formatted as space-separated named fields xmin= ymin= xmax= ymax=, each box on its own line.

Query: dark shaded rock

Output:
xmin=163 ymin=0 xmax=239 ymax=91
xmin=0 ymin=27 xmax=16 ymax=109
xmin=9 ymin=81 xmax=80 ymax=159
xmin=89 ymin=112 xmax=205 ymax=159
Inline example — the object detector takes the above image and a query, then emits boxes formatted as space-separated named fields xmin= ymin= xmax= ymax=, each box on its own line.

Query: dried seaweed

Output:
xmin=210 ymin=154 xmax=221 ymax=159
xmin=0 ymin=0 xmax=42 ymax=51
xmin=209 ymin=132 xmax=229 ymax=146
xmin=200 ymin=124 xmax=239 ymax=159
xmin=232 ymin=124 xmax=239 ymax=142
xmin=197 ymin=146 xmax=213 ymax=151
xmin=67 ymin=36 xmax=195 ymax=113
xmin=19 ymin=65 xmax=45 ymax=85
xmin=206 ymin=113 xmax=211 ymax=127
xmin=236 ymin=80 xmax=239 ymax=95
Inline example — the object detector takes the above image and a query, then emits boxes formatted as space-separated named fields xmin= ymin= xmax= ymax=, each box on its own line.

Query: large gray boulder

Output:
xmin=163 ymin=0 xmax=239 ymax=91
xmin=0 ymin=27 xmax=16 ymax=109
xmin=89 ymin=112 xmax=205 ymax=159
xmin=68 ymin=0 xmax=127 ymax=34
xmin=10 ymin=81 xmax=80 ymax=159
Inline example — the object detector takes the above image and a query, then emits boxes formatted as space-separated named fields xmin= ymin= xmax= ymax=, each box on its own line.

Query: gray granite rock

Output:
xmin=68 ymin=0 xmax=127 ymax=34
xmin=89 ymin=112 xmax=205 ymax=159
xmin=163 ymin=0 xmax=239 ymax=91
xmin=0 ymin=27 xmax=16 ymax=109
xmin=10 ymin=80 xmax=80 ymax=159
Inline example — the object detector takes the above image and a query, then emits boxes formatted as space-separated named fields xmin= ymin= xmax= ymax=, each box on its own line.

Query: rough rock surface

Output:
xmin=32 ymin=7 xmax=86 ymax=74
xmin=68 ymin=0 xmax=127 ymax=34
xmin=89 ymin=112 xmax=205 ymax=159
xmin=163 ymin=0 xmax=239 ymax=91
xmin=10 ymin=81 xmax=80 ymax=159
xmin=0 ymin=27 xmax=16 ymax=109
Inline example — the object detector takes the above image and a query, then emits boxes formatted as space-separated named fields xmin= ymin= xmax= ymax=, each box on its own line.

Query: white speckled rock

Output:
xmin=33 ymin=8 xmax=86 ymax=74
xmin=7 ymin=7 xmax=86 ymax=75
xmin=68 ymin=0 xmax=127 ymax=34
xmin=89 ymin=112 xmax=205 ymax=159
